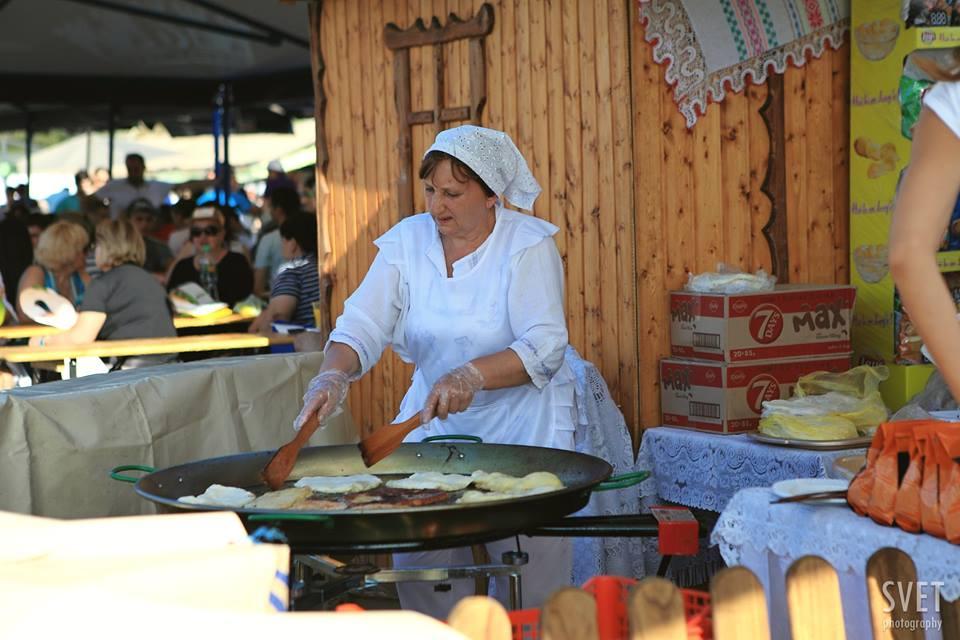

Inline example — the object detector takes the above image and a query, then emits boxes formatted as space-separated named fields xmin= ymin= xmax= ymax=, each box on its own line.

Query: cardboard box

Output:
xmin=660 ymin=355 xmax=852 ymax=434
xmin=670 ymin=285 xmax=856 ymax=362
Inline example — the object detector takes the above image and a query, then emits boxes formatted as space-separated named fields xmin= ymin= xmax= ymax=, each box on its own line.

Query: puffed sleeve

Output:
xmin=506 ymin=236 xmax=568 ymax=388
xmin=326 ymin=251 xmax=404 ymax=377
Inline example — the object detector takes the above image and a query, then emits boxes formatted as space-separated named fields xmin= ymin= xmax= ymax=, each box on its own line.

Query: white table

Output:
xmin=712 ymin=487 xmax=960 ymax=640
xmin=633 ymin=426 xmax=868 ymax=588
xmin=636 ymin=427 xmax=867 ymax=511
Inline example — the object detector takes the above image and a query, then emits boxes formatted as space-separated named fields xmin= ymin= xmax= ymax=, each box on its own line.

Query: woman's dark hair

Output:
xmin=269 ymin=186 xmax=301 ymax=217
xmin=172 ymin=198 xmax=196 ymax=222
xmin=418 ymin=151 xmax=495 ymax=197
xmin=25 ymin=212 xmax=53 ymax=231
xmin=279 ymin=212 xmax=318 ymax=255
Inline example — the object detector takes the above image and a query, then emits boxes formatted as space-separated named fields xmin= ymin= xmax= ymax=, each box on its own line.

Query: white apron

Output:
xmin=377 ymin=207 xmax=575 ymax=617
xmin=377 ymin=206 xmax=576 ymax=449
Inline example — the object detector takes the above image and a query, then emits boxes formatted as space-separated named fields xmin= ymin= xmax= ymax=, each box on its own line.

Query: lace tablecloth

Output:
xmin=712 ymin=488 xmax=959 ymax=639
xmin=636 ymin=427 xmax=866 ymax=512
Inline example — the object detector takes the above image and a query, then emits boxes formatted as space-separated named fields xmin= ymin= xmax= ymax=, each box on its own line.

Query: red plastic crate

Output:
xmin=507 ymin=576 xmax=711 ymax=640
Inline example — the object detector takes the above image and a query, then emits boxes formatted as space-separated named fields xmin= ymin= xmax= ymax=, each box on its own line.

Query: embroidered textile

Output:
xmin=638 ymin=0 xmax=849 ymax=127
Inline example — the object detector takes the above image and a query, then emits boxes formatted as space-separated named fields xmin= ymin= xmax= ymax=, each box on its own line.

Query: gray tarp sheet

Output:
xmin=0 ymin=353 xmax=355 ymax=518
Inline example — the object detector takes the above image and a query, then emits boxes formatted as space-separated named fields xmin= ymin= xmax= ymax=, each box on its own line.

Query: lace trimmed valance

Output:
xmin=638 ymin=0 xmax=850 ymax=127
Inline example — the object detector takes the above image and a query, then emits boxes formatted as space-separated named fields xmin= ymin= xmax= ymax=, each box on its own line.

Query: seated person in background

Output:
xmin=253 ymin=185 xmax=300 ymax=299
xmin=17 ymin=221 xmax=90 ymax=322
xmin=54 ymin=170 xmax=96 ymax=214
xmin=166 ymin=199 xmax=197 ymax=256
xmin=222 ymin=206 xmax=254 ymax=258
xmin=28 ymin=220 xmax=176 ymax=348
xmin=167 ymin=207 xmax=253 ymax=306
xmin=0 ymin=217 xmax=32 ymax=309
xmin=125 ymin=199 xmax=173 ymax=281
xmin=170 ymin=204 xmax=251 ymax=262
xmin=249 ymin=213 xmax=319 ymax=334
xmin=26 ymin=213 xmax=53 ymax=249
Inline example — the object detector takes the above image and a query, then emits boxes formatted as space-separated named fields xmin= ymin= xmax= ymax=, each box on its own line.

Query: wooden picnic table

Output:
xmin=0 ymin=313 xmax=253 ymax=340
xmin=0 ymin=333 xmax=292 ymax=363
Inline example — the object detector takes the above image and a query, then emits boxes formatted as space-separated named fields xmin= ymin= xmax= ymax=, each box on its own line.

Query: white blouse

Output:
xmin=327 ymin=205 xmax=575 ymax=448
xmin=924 ymin=80 xmax=960 ymax=139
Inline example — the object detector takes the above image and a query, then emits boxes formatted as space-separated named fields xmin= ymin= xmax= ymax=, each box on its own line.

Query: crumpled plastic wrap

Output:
xmin=759 ymin=365 xmax=890 ymax=438
xmin=759 ymin=413 xmax=860 ymax=440
xmin=795 ymin=364 xmax=889 ymax=399
xmin=684 ymin=263 xmax=776 ymax=294
xmin=762 ymin=391 xmax=888 ymax=434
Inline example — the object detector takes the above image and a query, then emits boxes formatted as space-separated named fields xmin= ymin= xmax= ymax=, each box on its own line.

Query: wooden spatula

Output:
xmin=260 ymin=412 xmax=323 ymax=490
xmin=358 ymin=412 xmax=423 ymax=467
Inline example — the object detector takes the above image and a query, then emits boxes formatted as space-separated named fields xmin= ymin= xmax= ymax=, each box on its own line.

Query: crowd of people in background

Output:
xmin=0 ymin=153 xmax=323 ymax=366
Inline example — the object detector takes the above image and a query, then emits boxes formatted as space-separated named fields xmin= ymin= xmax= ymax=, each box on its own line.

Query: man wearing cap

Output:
xmin=292 ymin=126 xmax=573 ymax=618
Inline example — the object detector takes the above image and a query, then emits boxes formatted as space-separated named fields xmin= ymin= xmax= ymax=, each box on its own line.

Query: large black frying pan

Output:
xmin=111 ymin=438 xmax=647 ymax=553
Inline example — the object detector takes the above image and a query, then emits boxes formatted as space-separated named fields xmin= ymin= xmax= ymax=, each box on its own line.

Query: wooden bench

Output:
xmin=445 ymin=548 xmax=960 ymax=640
xmin=0 ymin=313 xmax=253 ymax=340
xmin=0 ymin=333 xmax=294 ymax=379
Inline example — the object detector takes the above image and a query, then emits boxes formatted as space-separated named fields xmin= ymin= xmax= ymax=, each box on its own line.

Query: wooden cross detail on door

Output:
xmin=384 ymin=3 xmax=494 ymax=218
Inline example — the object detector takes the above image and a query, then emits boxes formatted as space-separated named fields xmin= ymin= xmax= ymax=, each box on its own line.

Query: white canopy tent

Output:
xmin=0 ymin=0 xmax=317 ymax=198
xmin=0 ymin=0 xmax=314 ymax=131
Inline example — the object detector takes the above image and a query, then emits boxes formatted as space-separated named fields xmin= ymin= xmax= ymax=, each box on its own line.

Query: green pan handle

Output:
xmin=110 ymin=465 xmax=155 ymax=483
xmin=421 ymin=434 xmax=483 ymax=443
xmin=248 ymin=513 xmax=334 ymax=528
xmin=593 ymin=470 xmax=650 ymax=492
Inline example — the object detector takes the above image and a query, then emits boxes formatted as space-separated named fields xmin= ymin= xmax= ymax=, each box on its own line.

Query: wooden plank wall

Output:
xmin=316 ymin=0 xmax=850 ymax=445
xmin=630 ymin=5 xmax=850 ymax=432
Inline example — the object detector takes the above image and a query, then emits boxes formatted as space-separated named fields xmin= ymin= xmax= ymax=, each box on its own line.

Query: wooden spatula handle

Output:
xmin=294 ymin=412 xmax=322 ymax=446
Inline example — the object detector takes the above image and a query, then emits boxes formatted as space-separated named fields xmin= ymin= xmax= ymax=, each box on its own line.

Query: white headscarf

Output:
xmin=425 ymin=125 xmax=542 ymax=210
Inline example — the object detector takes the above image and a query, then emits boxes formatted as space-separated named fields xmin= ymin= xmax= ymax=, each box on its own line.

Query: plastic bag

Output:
xmin=758 ymin=414 xmax=859 ymax=441
xmin=762 ymin=391 xmax=888 ymax=435
xmin=684 ymin=263 xmax=776 ymax=294
xmin=233 ymin=295 xmax=265 ymax=318
xmin=794 ymin=364 xmax=889 ymax=399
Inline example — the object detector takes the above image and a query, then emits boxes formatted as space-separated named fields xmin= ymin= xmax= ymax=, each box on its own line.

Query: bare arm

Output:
xmin=889 ymin=107 xmax=960 ymax=399
xmin=15 ymin=266 xmax=44 ymax=323
xmin=471 ymin=349 xmax=530 ymax=389
xmin=28 ymin=312 xmax=106 ymax=347
xmin=253 ymin=267 xmax=270 ymax=300
xmin=320 ymin=341 xmax=362 ymax=377
xmin=249 ymin=294 xmax=297 ymax=334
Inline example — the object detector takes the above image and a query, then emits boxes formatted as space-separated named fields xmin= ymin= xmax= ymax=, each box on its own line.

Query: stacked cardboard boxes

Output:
xmin=660 ymin=285 xmax=856 ymax=434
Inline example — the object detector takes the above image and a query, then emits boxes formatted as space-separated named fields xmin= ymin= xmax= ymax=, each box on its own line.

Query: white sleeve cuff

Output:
xmin=509 ymin=335 xmax=565 ymax=389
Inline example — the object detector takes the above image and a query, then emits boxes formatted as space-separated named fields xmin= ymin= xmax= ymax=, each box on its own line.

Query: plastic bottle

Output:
xmin=197 ymin=244 xmax=219 ymax=301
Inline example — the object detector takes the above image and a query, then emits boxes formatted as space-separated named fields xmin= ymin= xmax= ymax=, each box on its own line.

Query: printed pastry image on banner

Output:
xmin=638 ymin=0 xmax=849 ymax=127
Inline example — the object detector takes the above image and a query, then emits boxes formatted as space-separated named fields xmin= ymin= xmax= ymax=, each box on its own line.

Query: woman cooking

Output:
xmin=295 ymin=125 xmax=575 ymax=617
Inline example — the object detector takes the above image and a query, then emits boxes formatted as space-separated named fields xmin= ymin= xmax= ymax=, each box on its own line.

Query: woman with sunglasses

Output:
xmin=166 ymin=207 xmax=253 ymax=306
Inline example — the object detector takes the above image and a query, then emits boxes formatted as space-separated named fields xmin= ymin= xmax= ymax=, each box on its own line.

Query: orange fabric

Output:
xmin=848 ymin=433 xmax=882 ymax=516
xmin=867 ymin=422 xmax=915 ymax=525
xmin=920 ymin=433 xmax=946 ymax=537
xmin=937 ymin=429 xmax=960 ymax=544
xmin=847 ymin=419 xmax=960 ymax=543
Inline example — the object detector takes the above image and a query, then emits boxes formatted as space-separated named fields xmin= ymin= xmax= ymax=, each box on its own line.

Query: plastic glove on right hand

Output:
xmin=422 ymin=362 xmax=485 ymax=423
xmin=294 ymin=369 xmax=350 ymax=431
